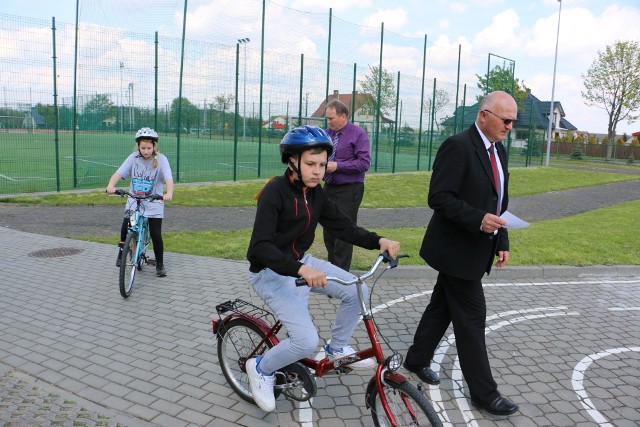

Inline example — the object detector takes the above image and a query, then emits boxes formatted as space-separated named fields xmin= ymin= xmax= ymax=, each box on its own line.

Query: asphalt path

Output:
xmin=0 ymin=179 xmax=638 ymax=238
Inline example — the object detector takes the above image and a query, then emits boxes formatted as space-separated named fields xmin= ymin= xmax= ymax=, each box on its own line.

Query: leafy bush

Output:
xmin=570 ymin=144 xmax=584 ymax=160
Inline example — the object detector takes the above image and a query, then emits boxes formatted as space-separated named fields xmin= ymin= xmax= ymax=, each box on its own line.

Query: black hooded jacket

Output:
xmin=247 ymin=170 xmax=381 ymax=277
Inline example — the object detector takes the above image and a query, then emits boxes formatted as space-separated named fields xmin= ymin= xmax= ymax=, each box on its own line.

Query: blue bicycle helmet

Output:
xmin=280 ymin=126 xmax=333 ymax=164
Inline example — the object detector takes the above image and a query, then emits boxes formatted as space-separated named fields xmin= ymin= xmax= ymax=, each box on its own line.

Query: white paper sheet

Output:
xmin=501 ymin=210 xmax=529 ymax=229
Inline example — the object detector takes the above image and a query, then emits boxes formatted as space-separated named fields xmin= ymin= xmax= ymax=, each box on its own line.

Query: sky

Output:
xmin=2 ymin=0 xmax=640 ymax=135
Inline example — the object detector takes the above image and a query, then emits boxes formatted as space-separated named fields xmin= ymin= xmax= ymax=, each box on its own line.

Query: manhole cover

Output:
xmin=28 ymin=247 xmax=84 ymax=258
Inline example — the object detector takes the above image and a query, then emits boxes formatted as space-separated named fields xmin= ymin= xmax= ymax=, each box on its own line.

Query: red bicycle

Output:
xmin=212 ymin=252 xmax=442 ymax=426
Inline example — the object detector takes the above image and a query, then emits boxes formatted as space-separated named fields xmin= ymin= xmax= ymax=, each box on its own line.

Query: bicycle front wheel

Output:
xmin=217 ymin=318 xmax=275 ymax=404
xmin=368 ymin=378 xmax=442 ymax=427
xmin=119 ymin=232 xmax=138 ymax=298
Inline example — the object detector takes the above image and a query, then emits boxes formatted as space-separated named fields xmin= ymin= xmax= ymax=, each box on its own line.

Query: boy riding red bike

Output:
xmin=245 ymin=125 xmax=400 ymax=412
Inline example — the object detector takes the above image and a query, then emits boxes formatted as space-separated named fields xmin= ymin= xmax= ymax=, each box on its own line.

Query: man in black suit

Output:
xmin=404 ymin=91 xmax=519 ymax=416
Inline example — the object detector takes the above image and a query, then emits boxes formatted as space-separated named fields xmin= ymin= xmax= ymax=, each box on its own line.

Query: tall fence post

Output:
xmin=176 ymin=0 xmax=189 ymax=182
xmin=257 ymin=0 xmax=266 ymax=177
xmin=526 ymin=96 xmax=534 ymax=167
xmin=374 ymin=22 xmax=384 ymax=172
xmin=324 ymin=8 xmax=332 ymax=129
xmin=428 ymin=78 xmax=436 ymax=171
xmin=454 ymin=44 xmax=461 ymax=133
xmin=461 ymin=84 xmax=467 ymax=129
xmin=72 ymin=0 xmax=79 ymax=187
xmin=351 ymin=63 xmax=356 ymax=122
xmin=392 ymin=71 xmax=400 ymax=173
xmin=154 ymin=31 xmax=158 ymax=130
xmin=417 ymin=34 xmax=427 ymax=171
xmin=298 ymin=54 xmax=303 ymax=127
xmin=234 ymin=43 xmax=240 ymax=181
xmin=51 ymin=17 xmax=61 ymax=192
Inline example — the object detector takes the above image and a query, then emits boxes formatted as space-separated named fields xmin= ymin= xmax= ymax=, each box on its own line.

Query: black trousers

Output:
xmin=322 ymin=182 xmax=364 ymax=271
xmin=405 ymin=272 xmax=499 ymax=404
xmin=120 ymin=217 xmax=164 ymax=265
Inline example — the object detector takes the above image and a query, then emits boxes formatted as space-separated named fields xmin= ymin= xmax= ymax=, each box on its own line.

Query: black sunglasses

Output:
xmin=484 ymin=109 xmax=517 ymax=126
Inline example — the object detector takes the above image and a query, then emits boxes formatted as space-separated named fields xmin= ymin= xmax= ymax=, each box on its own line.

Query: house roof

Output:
xmin=29 ymin=107 xmax=45 ymax=126
xmin=310 ymin=90 xmax=395 ymax=123
xmin=442 ymin=91 xmax=577 ymax=131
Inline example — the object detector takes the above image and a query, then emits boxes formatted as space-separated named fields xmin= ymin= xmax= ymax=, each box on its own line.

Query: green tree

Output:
xmin=358 ymin=65 xmax=396 ymax=118
xmin=424 ymin=88 xmax=452 ymax=132
xmin=36 ymin=103 xmax=55 ymax=129
xmin=476 ymin=65 xmax=529 ymax=106
xmin=581 ymin=40 xmax=640 ymax=147
xmin=82 ymin=94 xmax=116 ymax=130
xmin=213 ymin=94 xmax=234 ymax=131
xmin=170 ymin=97 xmax=199 ymax=133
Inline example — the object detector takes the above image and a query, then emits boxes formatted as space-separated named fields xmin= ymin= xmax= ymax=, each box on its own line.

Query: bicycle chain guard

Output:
xmin=275 ymin=362 xmax=317 ymax=402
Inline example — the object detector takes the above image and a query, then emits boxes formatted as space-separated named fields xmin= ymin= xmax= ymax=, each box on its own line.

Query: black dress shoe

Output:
xmin=472 ymin=395 xmax=519 ymax=416
xmin=403 ymin=363 xmax=440 ymax=385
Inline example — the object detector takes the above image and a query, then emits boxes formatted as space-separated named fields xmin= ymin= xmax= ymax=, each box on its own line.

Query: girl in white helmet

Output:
xmin=106 ymin=127 xmax=174 ymax=277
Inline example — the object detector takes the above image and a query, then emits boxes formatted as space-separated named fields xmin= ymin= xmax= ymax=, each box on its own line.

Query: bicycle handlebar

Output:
xmin=113 ymin=189 xmax=164 ymax=201
xmin=294 ymin=251 xmax=408 ymax=287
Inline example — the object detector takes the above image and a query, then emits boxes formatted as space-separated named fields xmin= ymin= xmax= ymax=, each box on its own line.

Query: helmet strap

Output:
xmin=287 ymin=157 xmax=304 ymax=186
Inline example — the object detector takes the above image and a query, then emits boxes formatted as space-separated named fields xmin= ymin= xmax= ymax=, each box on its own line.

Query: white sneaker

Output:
xmin=246 ymin=358 xmax=276 ymax=412
xmin=326 ymin=344 xmax=377 ymax=370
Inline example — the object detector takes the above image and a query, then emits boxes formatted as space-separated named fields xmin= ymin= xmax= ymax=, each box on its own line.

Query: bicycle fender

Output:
xmin=211 ymin=314 xmax=279 ymax=345
xmin=364 ymin=370 xmax=407 ymax=409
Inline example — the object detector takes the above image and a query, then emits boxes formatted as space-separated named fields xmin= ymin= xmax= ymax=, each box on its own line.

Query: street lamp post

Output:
xmin=238 ymin=38 xmax=250 ymax=141
xmin=545 ymin=0 xmax=562 ymax=167
xmin=128 ymin=82 xmax=134 ymax=131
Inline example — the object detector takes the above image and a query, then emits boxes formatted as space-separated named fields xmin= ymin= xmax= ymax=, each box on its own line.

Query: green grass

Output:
xmin=79 ymin=200 xmax=640 ymax=270
xmin=3 ymin=166 xmax=639 ymax=207
xmin=63 ymin=164 xmax=640 ymax=270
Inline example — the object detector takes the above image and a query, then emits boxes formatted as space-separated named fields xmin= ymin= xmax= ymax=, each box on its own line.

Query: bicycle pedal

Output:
xmin=147 ymin=259 xmax=156 ymax=266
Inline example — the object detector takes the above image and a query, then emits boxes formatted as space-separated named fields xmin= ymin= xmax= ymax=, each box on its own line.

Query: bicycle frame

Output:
xmin=213 ymin=253 xmax=410 ymax=425
xmin=127 ymin=205 xmax=151 ymax=265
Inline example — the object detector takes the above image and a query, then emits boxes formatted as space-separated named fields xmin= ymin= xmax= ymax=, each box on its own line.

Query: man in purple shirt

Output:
xmin=323 ymin=99 xmax=372 ymax=271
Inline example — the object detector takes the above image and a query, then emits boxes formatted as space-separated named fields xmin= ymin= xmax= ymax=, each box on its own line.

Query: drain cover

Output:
xmin=28 ymin=247 xmax=84 ymax=258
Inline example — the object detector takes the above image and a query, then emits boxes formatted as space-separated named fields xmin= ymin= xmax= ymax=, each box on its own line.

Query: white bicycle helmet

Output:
xmin=135 ymin=127 xmax=159 ymax=142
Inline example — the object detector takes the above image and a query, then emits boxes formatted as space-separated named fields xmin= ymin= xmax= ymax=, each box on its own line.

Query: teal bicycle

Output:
xmin=114 ymin=189 xmax=163 ymax=298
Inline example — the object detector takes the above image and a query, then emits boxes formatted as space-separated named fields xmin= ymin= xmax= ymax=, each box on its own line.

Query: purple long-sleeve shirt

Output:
xmin=324 ymin=121 xmax=371 ymax=185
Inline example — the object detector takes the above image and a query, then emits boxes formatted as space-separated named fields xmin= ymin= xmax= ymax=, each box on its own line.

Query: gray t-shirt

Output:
xmin=117 ymin=152 xmax=173 ymax=218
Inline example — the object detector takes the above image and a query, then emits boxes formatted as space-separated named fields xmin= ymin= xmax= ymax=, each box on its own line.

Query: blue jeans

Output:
xmin=249 ymin=254 xmax=367 ymax=374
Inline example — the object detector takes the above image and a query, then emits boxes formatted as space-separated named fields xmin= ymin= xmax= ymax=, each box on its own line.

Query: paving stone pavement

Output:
xmin=1 ymin=226 xmax=640 ymax=426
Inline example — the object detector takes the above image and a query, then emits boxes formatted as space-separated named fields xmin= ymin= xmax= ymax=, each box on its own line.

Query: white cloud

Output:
xmin=361 ymin=7 xmax=408 ymax=32
xmin=290 ymin=0 xmax=373 ymax=12
xmin=472 ymin=8 xmax=521 ymax=53
xmin=449 ymin=2 xmax=467 ymax=14
xmin=438 ymin=19 xmax=451 ymax=30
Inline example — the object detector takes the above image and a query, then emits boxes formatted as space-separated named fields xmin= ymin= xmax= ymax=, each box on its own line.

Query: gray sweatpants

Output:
xmin=249 ymin=254 xmax=367 ymax=374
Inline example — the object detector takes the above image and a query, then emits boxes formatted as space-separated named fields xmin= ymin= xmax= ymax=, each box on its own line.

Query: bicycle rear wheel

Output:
xmin=217 ymin=318 xmax=277 ymax=404
xmin=368 ymin=378 xmax=442 ymax=427
xmin=119 ymin=232 xmax=138 ymax=298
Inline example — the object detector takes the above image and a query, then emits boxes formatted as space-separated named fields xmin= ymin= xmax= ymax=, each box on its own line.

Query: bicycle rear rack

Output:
xmin=215 ymin=299 xmax=275 ymax=324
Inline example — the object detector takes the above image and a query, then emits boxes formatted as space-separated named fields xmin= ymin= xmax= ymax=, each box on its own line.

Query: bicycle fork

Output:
xmin=362 ymin=315 xmax=411 ymax=427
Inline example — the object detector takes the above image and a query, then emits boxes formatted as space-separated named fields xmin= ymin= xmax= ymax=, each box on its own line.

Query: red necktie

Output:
xmin=488 ymin=144 xmax=501 ymax=214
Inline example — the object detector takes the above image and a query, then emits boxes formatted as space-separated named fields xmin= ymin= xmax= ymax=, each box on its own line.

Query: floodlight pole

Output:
xmin=545 ymin=0 xmax=562 ymax=167
xmin=128 ymin=82 xmax=134 ymax=131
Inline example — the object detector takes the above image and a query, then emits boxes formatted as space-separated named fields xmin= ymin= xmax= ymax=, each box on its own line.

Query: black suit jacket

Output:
xmin=420 ymin=124 xmax=509 ymax=281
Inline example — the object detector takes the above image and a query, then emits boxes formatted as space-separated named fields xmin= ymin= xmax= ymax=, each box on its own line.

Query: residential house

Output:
xmin=22 ymin=107 xmax=45 ymax=129
xmin=308 ymin=90 xmax=395 ymax=135
xmin=262 ymin=115 xmax=288 ymax=132
xmin=442 ymin=90 xmax=577 ymax=147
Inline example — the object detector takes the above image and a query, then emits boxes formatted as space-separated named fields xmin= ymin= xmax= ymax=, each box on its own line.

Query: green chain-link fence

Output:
xmin=1 ymin=2 xmax=602 ymax=195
